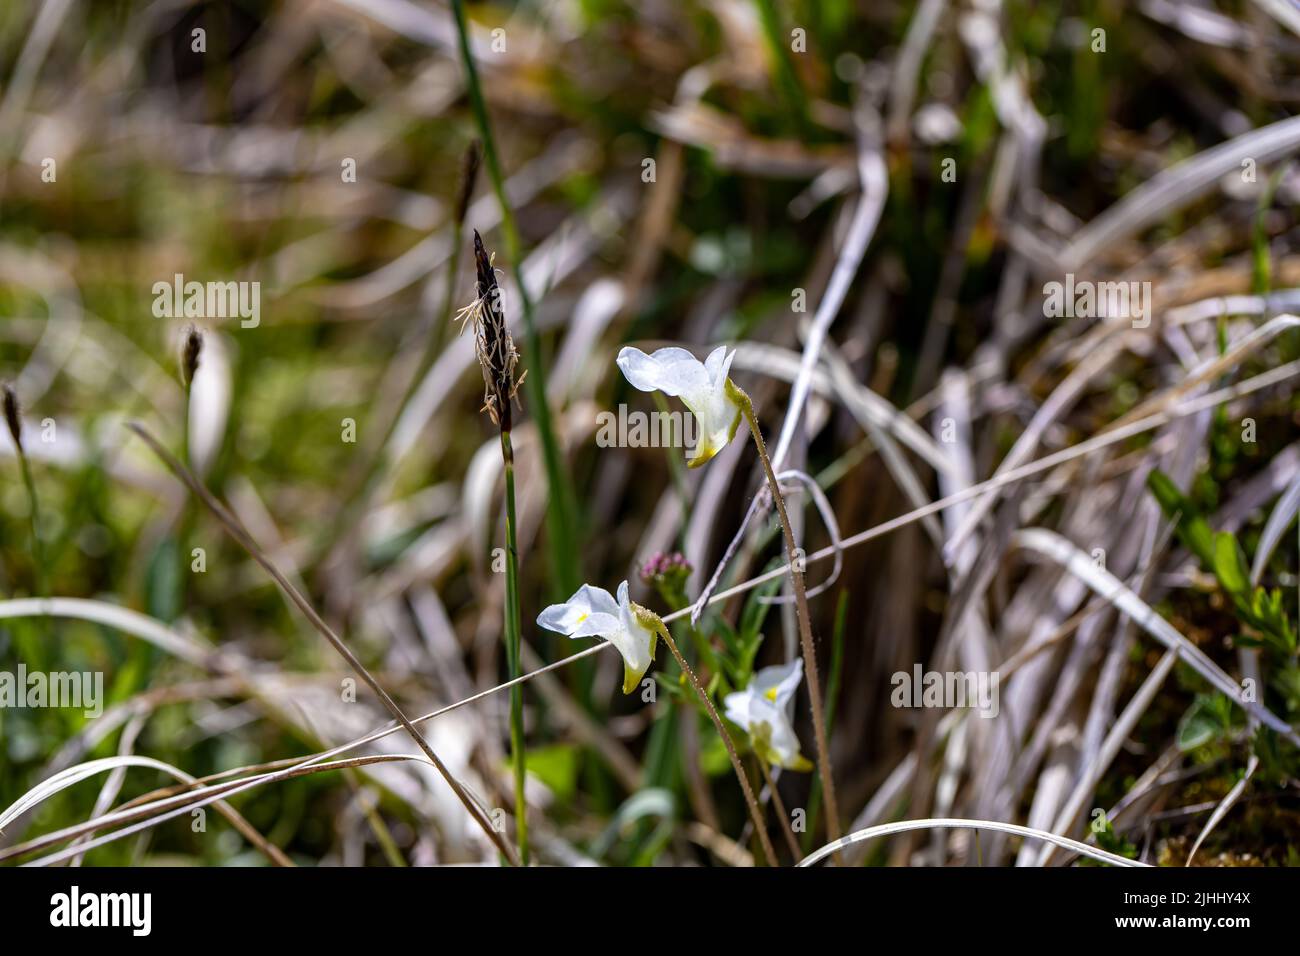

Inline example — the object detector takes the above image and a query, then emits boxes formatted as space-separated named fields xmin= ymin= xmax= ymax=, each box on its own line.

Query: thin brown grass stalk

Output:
xmin=756 ymin=758 xmax=802 ymax=863
xmin=124 ymin=421 xmax=520 ymax=865
xmin=730 ymin=383 xmax=843 ymax=859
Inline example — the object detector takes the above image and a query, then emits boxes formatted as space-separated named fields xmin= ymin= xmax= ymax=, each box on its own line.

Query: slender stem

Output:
xmin=434 ymin=222 xmax=467 ymax=360
xmin=180 ymin=377 xmax=194 ymax=614
xmin=181 ymin=378 xmax=192 ymax=474
xmin=16 ymin=448 xmax=50 ymax=661
xmin=756 ymin=757 xmax=802 ymax=863
xmin=752 ymin=0 xmax=809 ymax=132
xmin=737 ymin=391 xmax=843 ymax=858
xmin=653 ymin=621 xmax=778 ymax=866
xmin=448 ymin=0 xmax=581 ymax=595
xmin=127 ymin=421 xmax=520 ymax=865
xmin=18 ymin=451 xmax=45 ymax=601
xmin=500 ymin=430 xmax=529 ymax=864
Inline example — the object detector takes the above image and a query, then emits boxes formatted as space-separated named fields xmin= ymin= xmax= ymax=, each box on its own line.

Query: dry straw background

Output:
xmin=2 ymin=0 xmax=1300 ymax=867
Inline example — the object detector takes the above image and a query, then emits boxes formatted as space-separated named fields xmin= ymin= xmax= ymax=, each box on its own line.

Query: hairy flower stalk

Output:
xmin=731 ymin=382 xmax=844 ymax=857
xmin=756 ymin=757 xmax=802 ymax=862
xmin=645 ymin=611 xmax=779 ymax=867
xmin=466 ymin=230 xmax=529 ymax=864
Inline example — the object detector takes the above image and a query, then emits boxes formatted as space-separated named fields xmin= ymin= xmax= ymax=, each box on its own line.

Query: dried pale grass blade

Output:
xmin=1249 ymin=469 xmax=1300 ymax=585
xmin=1013 ymin=528 xmax=1299 ymax=743
xmin=1037 ymin=649 xmax=1178 ymax=867
xmin=6 ymin=754 xmax=428 ymax=866
xmin=0 ymin=755 xmax=292 ymax=867
xmin=0 ymin=597 xmax=214 ymax=666
xmin=1187 ymin=755 xmax=1259 ymax=866
xmin=770 ymin=96 xmax=887 ymax=470
xmin=756 ymin=469 xmax=844 ymax=604
xmin=1062 ymin=115 xmax=1300 ymax=269
xmin=732 ymin=342 xmax=954 ymax=475
xmin=800 ymin=817 xmax=1150 ymax=868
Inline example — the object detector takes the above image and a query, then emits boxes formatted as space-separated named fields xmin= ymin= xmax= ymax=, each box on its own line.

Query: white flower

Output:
xmin=723 ymin=659 xmax=812 ymax=771
xmin=537 ymin=580 xmax=658 ymax=694
xmin=616 ymin=345 xmax=744 ymax=467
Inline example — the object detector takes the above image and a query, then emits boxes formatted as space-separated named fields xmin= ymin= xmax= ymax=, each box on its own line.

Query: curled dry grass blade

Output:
xmin=799 ymin=818 xmax=1151 ymax=868
xmin=0 ymin=755 xmax=292 ymax=867
xmin=0 ymin=754 xmax=431 ymax=866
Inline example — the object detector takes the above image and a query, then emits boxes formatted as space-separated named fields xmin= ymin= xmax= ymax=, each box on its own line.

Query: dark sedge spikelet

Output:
xmin=468 ymin=229 xmax=524 ymax=431
xmin=2 ymin=382 xmax=22 ymax=453
xmin=181 ymin=325 xmax=204 ymax=388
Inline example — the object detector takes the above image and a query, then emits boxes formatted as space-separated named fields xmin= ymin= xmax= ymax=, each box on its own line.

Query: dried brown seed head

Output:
xmin=461 ymin=229 xmax=524 ymax=431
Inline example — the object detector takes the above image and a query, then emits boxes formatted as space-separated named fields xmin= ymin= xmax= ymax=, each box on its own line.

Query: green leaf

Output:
xmin=525 ymin=744 xmax=580 ymax=803
xmin=145 ymin=535 xmax=182 ymax=623
xmin=1176 ymin=694 xmax=1234 ymax=752
xmin=1146 ymin=470 xmax=1215 ymax=566
xmin=1212 ymin=532 xmax=1250 ymax=598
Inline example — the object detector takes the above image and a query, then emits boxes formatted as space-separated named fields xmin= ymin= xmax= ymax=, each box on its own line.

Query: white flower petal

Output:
xmin=726 ymin=662 xmax=811 ymax=770
xmin=574 ymin=583 xmax=620 ymax=618
xmin=616 ymin=345 xmax=742 ymax=467
xmin=616 ymin=346 xmax=709 ymax=398
xmin=536 ymin=584 xmax=618 ymax=635
xmin=703 ymin=345 xmax=733 ymax=389
xmin=572 ymin=612 xmax=623 ymax=638
xmin=681 ymin=388 xmax=742 ymax=467
xmin=752 ymin=659 xmax=803 ymax=710
xmin=537 ymin=579 xmax=657 ymax=694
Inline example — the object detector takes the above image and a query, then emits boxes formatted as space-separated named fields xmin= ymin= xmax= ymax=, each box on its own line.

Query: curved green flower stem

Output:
xmin=755 ymin=756 xmax=801 ymax=863
xmin=732 ymin=383 xmax=844 ymax=860
xmin=449 ymin=0 xmax=580 ymax=595
xmin=650 ymin=618 xmax=778 ymax=867
xmin=500 ymin=430 xmax=529 ymax=865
